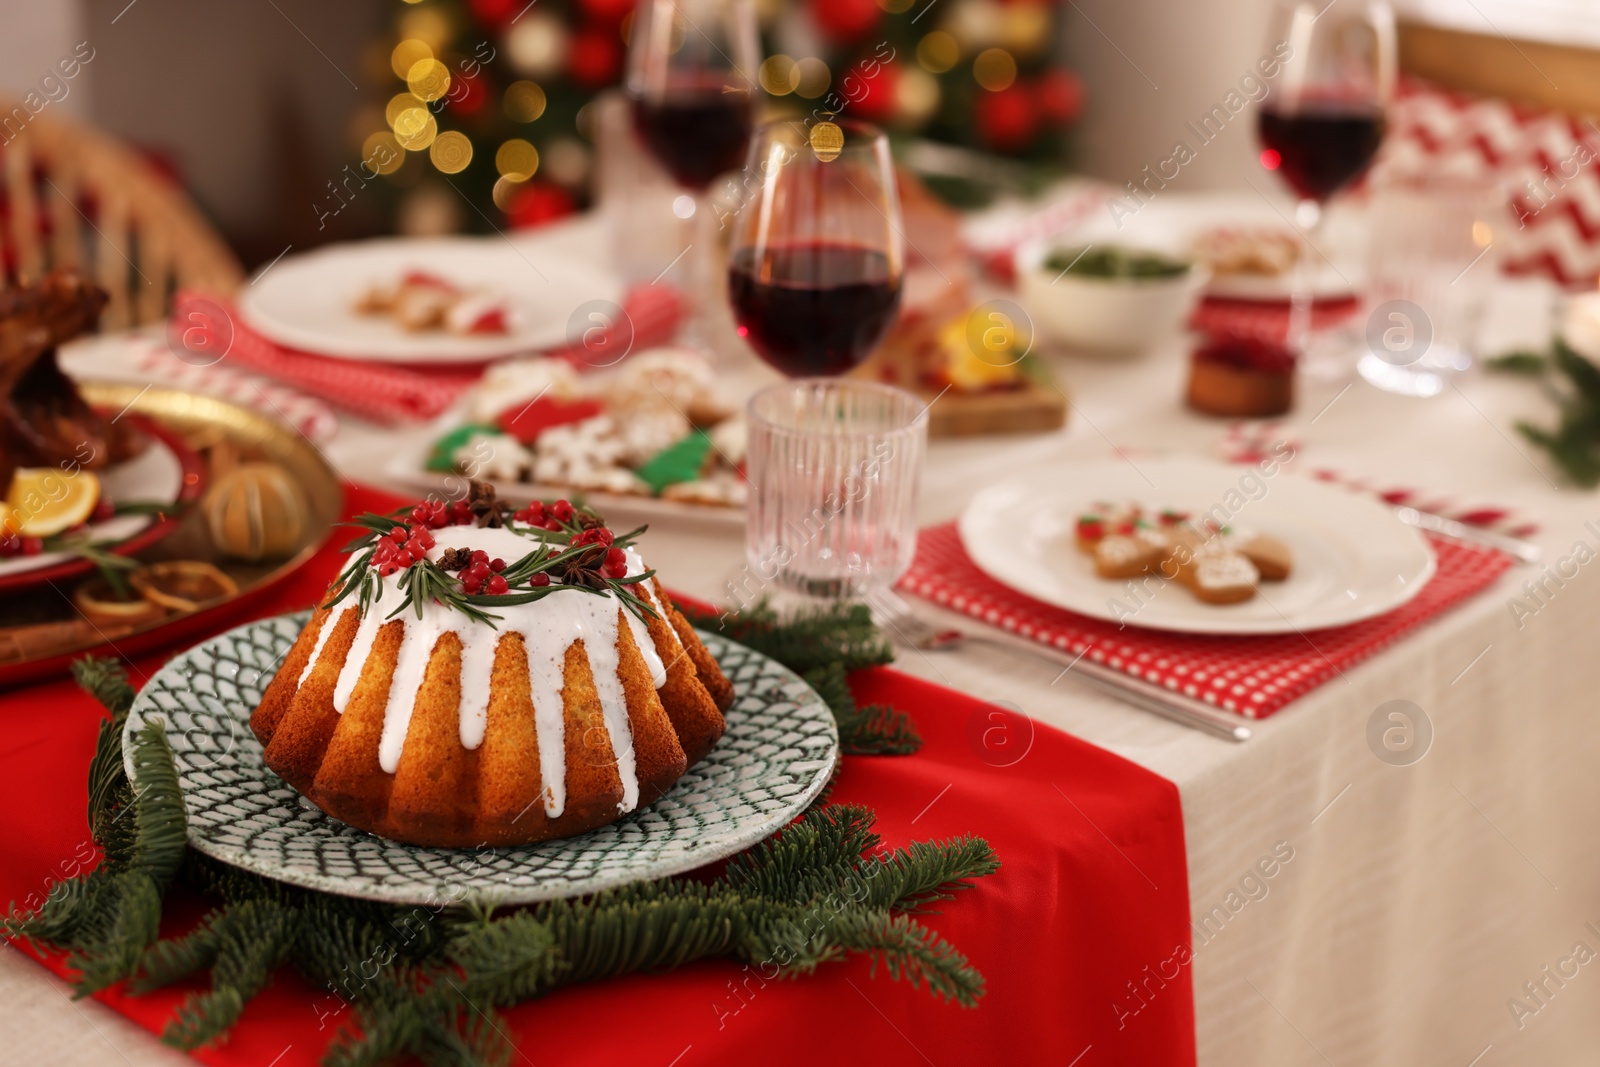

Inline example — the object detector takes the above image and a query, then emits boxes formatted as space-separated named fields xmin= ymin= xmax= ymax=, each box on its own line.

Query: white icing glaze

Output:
xmin=301 ymin=524 xmax=668 ymax=817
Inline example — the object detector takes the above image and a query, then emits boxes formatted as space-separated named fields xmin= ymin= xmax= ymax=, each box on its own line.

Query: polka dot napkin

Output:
xmin=898 ymin=522 xmax=1514 ymax=718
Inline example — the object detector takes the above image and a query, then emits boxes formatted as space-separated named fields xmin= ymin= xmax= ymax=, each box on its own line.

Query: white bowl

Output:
xmin=1016 ymin=246 xmax=1209 ymax=356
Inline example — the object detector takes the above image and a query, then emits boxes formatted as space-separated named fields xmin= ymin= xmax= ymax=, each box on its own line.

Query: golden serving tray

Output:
xmin=0 ymin=382 xmax=343 ymax=686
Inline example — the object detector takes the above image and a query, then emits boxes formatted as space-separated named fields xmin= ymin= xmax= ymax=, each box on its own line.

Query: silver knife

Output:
xmin=1394 ymin=506 xmax=1541 ymax=564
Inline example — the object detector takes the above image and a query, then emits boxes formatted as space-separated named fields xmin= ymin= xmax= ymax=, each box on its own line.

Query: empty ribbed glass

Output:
xmin=743 ymin=379 xmax=927 ymax=599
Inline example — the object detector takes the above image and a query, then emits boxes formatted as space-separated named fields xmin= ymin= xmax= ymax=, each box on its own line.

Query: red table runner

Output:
xmin=1 ymin=486 xmax=1196 ymax=1066
xmin=901 ymin=522 xmax=1513 ymax=719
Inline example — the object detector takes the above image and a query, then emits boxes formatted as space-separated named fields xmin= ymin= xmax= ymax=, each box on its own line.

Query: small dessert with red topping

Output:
xmin=1186 ymin=333 xmax=1295 ymax=418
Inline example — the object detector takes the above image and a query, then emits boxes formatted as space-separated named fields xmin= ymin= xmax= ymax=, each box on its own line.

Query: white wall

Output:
xmin=1061 ymin=0 xmax=1278 ymax=196
xmin=0 ymin=0 xmax=92 ymax=116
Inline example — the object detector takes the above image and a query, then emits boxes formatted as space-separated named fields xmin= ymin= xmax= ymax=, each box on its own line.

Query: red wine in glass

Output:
xmin=1258 ymin=103 xmax=1386 ymax=203
xmin=631 ymin=81 xmax=753 ymax=190
xmin=728 ymin=242 xmax=903 ymax=377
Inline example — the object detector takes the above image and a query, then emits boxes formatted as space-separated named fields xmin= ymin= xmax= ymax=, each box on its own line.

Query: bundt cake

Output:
xmin=249 ymin=484 xmax=734 ymax=848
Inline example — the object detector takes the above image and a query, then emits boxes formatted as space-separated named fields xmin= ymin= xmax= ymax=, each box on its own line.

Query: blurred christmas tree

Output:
xmin=357 ymin=0 xmax=1081 ymax=232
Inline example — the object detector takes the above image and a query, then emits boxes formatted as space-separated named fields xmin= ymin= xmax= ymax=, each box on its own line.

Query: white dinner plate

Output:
xmin=0 ymin=433 xmax=183 ymax=579
xmin=238 ymin=236 xmax=624 ymax=364
xmin=958 ymin=457 xmax=1436 ymax=635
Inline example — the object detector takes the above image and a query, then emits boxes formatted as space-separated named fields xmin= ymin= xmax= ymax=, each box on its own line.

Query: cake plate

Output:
xmin=123 ymin=615 xmax=840 ymax=905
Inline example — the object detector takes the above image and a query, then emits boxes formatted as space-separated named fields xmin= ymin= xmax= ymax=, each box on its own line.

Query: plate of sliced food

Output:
xmin=237 ymin=236 xmax=624 ymax=363
xmin=958 ymin=457 xmax=1435 ymax=634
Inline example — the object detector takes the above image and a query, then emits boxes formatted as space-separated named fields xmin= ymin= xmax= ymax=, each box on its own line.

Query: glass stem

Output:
xmin=670 ymin=191 xmax=729 ymax=361
xmin=1287 ymin=197 xmax=1322 ymax=355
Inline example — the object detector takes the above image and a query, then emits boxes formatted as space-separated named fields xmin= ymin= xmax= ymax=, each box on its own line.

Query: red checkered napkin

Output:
xmin=1189 ymin=295 xmax=1361 ymax=342
xmin=169 ymin=284 xmax=682 ymax=426
xmin=898 ymin=523 xmax=1514 ymax=719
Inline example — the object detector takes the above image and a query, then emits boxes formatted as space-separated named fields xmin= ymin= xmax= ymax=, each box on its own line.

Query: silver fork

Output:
xmin=870 ymin=591 xmax=1252 ymax=743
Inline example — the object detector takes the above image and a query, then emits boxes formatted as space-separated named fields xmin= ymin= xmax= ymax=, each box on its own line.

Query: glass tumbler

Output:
xmin=1357 ymin=180 xmax=1505 ymax=397
xmin=743 ymin=378 xmax=928 ymax=599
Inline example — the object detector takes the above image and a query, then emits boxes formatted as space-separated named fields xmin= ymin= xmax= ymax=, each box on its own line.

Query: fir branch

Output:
xmin=162 ymin=898 xmax=301 ymax=1050
xmin=803 ymin=663 xmax=922 ymax=756
xmin=127 ymin=721 xmax=188 ymax=888
xmin=1485 ymin=350 xmax=1548 ymax=375
xmin=64 ymin=871 xmax=164 ymax=996
xmin=684 ymin=598 xmax=894 ymax=675
xmin=133 ymin=909 xmax=226 ymax=992
xmin=855 ymin=838 xmax=1002 ymax=914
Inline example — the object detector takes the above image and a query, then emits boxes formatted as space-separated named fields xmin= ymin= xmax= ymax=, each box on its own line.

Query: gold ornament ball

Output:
xmin=917 ymin=31 xmax=960 ymax=74
xmin=795 ymin=57 xmax=831 ymax=99
xmin=760 ymin=55 xmax=800 ymax=96
xmin=393 ymin=107 xmax=438 ymax=151
xmin=406 ymin=57 xmax=452 ymax=103
xmin=430 ymin=130 xmax=474 ymax=174
xmin=504 ymin=80 xmax=547 ymax=123
xmin=390 ymin=39 xmax=432 ymax=80
xmin=973 ymin=47 xmax=1017 ymax=92
xmin=496 ymin=138 xmax=541 ymax=181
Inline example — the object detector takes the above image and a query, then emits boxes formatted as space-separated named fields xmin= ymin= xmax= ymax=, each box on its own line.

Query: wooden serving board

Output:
xmin=923 ymin=376 xmax=1068 ymax=437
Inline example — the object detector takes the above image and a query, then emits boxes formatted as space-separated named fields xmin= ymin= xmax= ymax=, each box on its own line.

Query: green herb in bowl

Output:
xmin=1045 ymin=247 xmax=1191 ymax=280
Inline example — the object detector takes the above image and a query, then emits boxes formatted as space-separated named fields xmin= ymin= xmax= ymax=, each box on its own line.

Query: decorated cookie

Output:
xmin=1221 ymin=528 xmax=1293 ymax=581
xmin=1093 ymin=526 xmax=1171 ymax=579
xmin=1076 ymin=501 xmax=1143 ymax=552
xmin=1177 ymin=544 xmax=1260 ymax=604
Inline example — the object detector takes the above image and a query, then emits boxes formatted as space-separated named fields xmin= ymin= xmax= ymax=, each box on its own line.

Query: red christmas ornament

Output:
xmin=567 ymin=25 xmax=623 ymax=87
xmin=469 ymin=0 xmax=518 ymax=28
xmin=845 ymin=59 xmax=898 ymax=123
xmin=975 ymin=84 xmax=1038 ymax=152
xmin=1035 ymin=68 xmax=1084 ymax=125
xmin=578 ymin=0 xmax=635 ymax=25
xmin=448 ymin=71 xmax=488 ymax=117
xmin=507 ymin=181 xmax=576 ymax=228
xmin=810 ymin=0 xmax=881 ymax=44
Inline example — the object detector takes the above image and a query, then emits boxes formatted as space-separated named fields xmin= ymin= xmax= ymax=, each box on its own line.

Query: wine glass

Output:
xmin=726 ymin=118 xmax=905 ymax=377
xmin=625 ymin=0 xmax=760 ymax=352
xmin=1255 ymin=0 xmax=1396 ymax=371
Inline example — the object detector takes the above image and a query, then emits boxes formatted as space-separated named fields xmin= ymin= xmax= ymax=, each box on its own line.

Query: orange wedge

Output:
xmin=6 ymin=468 xmax=101 ymax=538
xmin=0 ymin=502 xmax=16 ymax=537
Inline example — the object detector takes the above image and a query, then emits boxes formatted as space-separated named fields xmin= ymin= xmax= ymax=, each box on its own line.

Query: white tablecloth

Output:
xmin=10 ymin=211 xmax=1600 ymax=1067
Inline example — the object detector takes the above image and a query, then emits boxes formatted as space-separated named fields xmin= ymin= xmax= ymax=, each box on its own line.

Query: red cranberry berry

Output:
xmin=92 ymin=498 xmax=115 ymax=523
xmin=527 ymin=501 xmax=546 ymax=523
xmin=463 ymin=578 xmax=482 ymax=595
xmin=487 ymin=574 xmax=509 ymax=595
xmin=605 ymin=547 xmax=627 ymax=569
xmin=489 ymin=557 xmax=506 ymax=572
xmin=530 ymin=572 xmax=551 ymax=587
xmin=20 ymin=536 xmax=42 ymax=557
xmin=551 ymin=499 xmax=574 ymax=523
xmin=410 ymin=504 xmax=430 ymax=524
xmin=389 ymin=526 xmax=408 ymax=543
xmin=470 ymin=549 xmax=489 ymax=563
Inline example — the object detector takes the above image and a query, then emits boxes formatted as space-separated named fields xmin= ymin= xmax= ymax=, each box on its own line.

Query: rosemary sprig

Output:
xmin=44 ymin=536 xmax=140 ymax=597
xmin=328 ymin=498 xmax=660 ymax=629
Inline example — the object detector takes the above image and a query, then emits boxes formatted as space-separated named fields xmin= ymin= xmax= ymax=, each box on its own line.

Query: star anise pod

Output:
xmin=547 ymin=547 xmax=609 ymax=590
xmin=466 ymin=480 xmax=512 ymax=528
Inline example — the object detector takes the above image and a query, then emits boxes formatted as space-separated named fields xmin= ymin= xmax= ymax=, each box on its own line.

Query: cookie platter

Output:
xmin=959 ymin=457 xmax=1437 ymax=635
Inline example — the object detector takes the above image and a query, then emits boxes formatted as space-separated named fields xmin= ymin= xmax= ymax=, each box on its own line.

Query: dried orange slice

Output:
xmin=73 ymin=576 xmax=167 ymax=627
xmin=130 ymin=560 xmax=238 ymax=612
xmin=6 ymin=468 xmax=101 ymax=537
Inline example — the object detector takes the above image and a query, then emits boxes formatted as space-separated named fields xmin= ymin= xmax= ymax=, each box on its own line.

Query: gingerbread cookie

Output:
xmin=1220 ymin=528 xmax=1292 ymax=581
xmin=1176 ymin=544 xmax=1260 ymax=604
xmin=1093 ymin=526 xmax=1172 ymax=579
xmin=1075 ymin=501 xmax=1143 ymax=553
